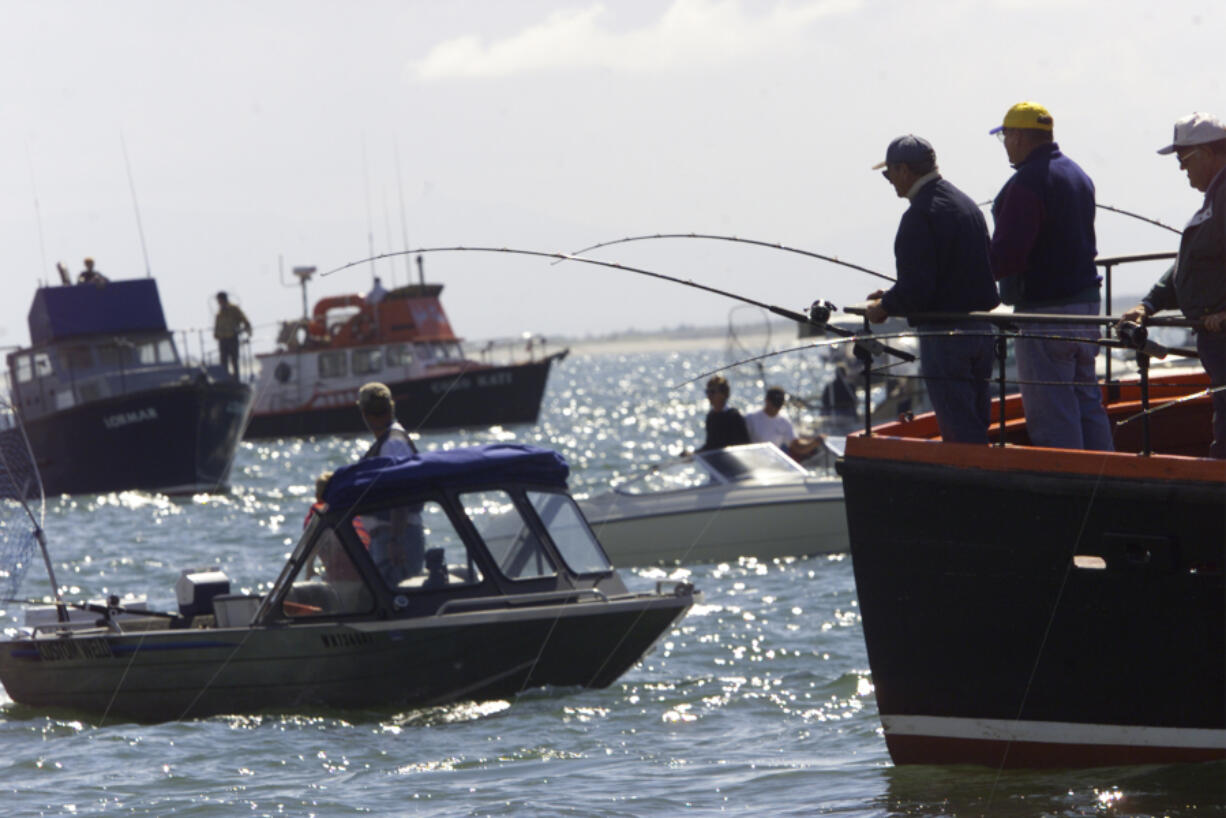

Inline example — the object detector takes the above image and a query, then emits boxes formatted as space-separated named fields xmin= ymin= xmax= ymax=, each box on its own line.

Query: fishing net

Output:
xmin=0 ymin=398 xmax=43 ymax=601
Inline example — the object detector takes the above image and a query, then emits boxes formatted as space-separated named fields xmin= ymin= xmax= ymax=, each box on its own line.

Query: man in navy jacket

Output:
xmin=989 ymin=101 xmax=1113 ymax=451
xmin=865 ymin=135 xmax=1000 ymax=443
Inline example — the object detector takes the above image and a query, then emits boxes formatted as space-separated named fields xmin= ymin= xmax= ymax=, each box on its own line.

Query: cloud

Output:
xmin=411 ymin=0 xmax=857 ymax=80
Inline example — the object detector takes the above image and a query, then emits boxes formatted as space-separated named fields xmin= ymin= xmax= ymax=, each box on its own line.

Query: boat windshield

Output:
xmin=460 ymin=490 xmax=558 ymax=581
xmin=280 ymin=513 xmax=376 ymax=618
xmin=699 ymin=444 xmax=806 ymax=483
xmin=366 ymin=500 xmax=486 ymax=592
xmin=527 ymin=490 xmax=613 ymax=575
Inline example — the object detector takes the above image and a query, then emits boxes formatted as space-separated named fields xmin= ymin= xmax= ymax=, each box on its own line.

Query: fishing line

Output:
xmin=977 ymin=200 xmax=1184 ymax=236
xmin=555 ymin=232 xmax=895 ymax=283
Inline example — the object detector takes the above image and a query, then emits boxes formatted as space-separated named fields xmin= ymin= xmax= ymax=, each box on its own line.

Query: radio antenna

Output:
xmin=121 ymin=133 xmax=153 ymax=277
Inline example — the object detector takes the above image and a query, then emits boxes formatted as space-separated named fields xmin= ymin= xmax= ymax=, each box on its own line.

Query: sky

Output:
xmin=1 ymin=0 xmax=1222 ymax=354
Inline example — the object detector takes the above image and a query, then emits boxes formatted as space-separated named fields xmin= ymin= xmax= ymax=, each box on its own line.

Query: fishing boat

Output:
xmin=580 ymin=442 xmax=846 ymax=565
xmin=243 ymin=266 xmax=567 ymax=438
xmin=1 ymin=278 xmax=250 ymax=496
xmin=0 ymin=443 xmax=695 ymax=722
xmin=839 ymin=332 xmax=1226 ymax=768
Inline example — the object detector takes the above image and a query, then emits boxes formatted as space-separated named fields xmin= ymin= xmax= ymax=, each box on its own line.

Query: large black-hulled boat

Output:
xmin=839 ymin=369 xmax=1225 ymax=768
xmin=2 ymin=279 xmax=251 ymax=496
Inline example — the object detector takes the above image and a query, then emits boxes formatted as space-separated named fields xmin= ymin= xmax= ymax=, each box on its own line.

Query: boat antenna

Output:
xmin=0 ymin=398 xmax=67 ymax=622
xmin=120 ymin=133 xmax=153 ymax=277
xmin=322 ymin=246 xmax=915 ymax=362
xmin=393 ymin=137 xmax=413 ymax=288
xmin=361 ymin=135 xmax=377 ymax=287
xmin=24 ymin=142 xmax=50 ymax=281
xmin=553 ymin=232 xmax=895 ymax=283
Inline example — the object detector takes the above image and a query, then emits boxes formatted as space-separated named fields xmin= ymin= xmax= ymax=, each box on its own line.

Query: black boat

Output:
xmin=839 ymin=368 xmax=1225 ymax=768
xmin=243 ymin=268 xmax=567 ymax=438
xmin=2 ymin=278 xmax=251 ymax=496
xmin=0 ymin=443 xmax=695 ymax=721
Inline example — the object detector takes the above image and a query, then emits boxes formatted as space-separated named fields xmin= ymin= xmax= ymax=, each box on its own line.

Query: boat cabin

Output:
xmin=6 ymin=280 xmax=205 ymax=421
xmin=248 ymin=444 xmax=627 ymax=624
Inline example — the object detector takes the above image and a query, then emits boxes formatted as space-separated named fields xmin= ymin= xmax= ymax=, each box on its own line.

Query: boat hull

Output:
xmin=0 ymin=594 xmax=689 ymax=722
xmin=840 ymin=438 xmax=1226 ymax=768
xmin=583 ymin=483 xmax=847 ymax=565
xmin=8 ymin=380 xmax=250 ymax=496
xmin=243 ymin=354 xmax=564 ymax=438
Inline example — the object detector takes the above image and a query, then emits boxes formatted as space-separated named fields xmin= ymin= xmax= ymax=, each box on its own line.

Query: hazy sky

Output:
xmin=1 ymin=0 xmax=1222 ymax=353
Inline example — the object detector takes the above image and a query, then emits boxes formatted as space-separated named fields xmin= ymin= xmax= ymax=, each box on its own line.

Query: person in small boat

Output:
xmin=357 ymin=382 xmax=424 ymax=583
xmin=864 ymin=134 xmax=999 ymax=444
xmin=1121 ymin=112 xmax=1226 ymax=458
xmin=988 ymin=101 xmax=1113 ymax=452
xmin=76 ymin=257 xmax=109 ymax=286
xmin=696 ymin=375 xmax=751 ymax=452
xmin=745 ymin=386 xmax=822 ymax=461
xmin=303 ymin=471 xmax=367 ymax=581
xmin=820 ymin=364 xmax=858 ymax=417
xmin=213 ymin=291 xmax=252 ymax=380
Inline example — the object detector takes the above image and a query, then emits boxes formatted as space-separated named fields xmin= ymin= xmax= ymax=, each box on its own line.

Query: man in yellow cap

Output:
xmin=988 ymin=101 xmax=1112 ymax=451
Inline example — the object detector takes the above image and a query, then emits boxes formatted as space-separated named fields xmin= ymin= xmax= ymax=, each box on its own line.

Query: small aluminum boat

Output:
xmin=0 ymin=444 xmax=695 ymax=722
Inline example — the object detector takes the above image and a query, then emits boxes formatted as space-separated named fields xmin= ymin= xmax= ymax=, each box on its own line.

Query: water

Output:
xmin=1 ymin=342 xmax=1222 ymax=817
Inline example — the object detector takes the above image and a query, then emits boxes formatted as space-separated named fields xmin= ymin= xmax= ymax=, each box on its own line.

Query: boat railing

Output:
xmin=841 ymin=251 xmax=1203 ymax=453
xmin=434 ymin=586 xmax=610 ymax=616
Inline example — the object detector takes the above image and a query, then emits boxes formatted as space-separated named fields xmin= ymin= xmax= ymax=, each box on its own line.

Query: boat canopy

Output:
xmin=323 ymin=443 xmax=570 ymax=509
xmin=28 ymin=280 xmax=168 ymax=345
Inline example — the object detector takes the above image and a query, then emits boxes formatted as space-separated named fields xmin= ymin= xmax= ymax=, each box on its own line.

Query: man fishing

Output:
xmin=863 ymin=134 xmax=1000 ymax=444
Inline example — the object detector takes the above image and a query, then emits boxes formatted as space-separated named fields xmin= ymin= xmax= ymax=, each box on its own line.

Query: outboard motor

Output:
xmin=175 ymin=567 xmax=231 ymax=619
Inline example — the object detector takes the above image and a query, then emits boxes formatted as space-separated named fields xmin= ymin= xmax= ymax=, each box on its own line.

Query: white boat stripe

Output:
xmin=881 ymin=715 xmax=1226 ymax=750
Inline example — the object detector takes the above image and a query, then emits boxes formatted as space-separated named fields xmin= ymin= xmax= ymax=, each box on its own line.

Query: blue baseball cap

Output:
xmin=871 ymin=135 xmax=936 ymax=170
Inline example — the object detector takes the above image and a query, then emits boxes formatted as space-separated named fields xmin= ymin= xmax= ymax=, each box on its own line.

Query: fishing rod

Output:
xmin=553 ymin=232 xmax=896 ymax=283
xmin=322 ymin=246 xmax=917 ymax=363
xmin=976 ymin=200 xmax=1184 ymax=236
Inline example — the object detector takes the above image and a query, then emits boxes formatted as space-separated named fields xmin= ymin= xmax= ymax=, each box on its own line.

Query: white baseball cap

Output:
xmin=1156 ymin=112 xmax=1226 ymax=155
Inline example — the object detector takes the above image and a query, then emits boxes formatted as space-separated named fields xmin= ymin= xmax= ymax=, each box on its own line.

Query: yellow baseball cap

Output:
xmin=989 ymin=101 xmax=1054 ymax=134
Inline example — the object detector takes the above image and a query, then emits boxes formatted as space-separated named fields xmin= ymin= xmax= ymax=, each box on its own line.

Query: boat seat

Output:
xmin=284 ymin=581 xmax=341 ymax=616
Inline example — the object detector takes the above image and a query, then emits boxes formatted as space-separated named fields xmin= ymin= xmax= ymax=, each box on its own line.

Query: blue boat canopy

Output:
xmin=323 ymin=443 xmax=570 ymax=510
xmin=28 ymin=279 xmax=168 ymax=345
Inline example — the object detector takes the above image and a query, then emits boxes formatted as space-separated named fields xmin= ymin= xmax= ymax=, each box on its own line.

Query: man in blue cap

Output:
xmin=989 ymin=101 xmax=1112 ymax=451
xmin=864 ymin=135 xmax=1000 ymax=443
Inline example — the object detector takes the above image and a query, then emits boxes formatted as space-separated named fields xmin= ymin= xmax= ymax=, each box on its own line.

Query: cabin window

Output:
xmin=138 ymin=342 xmax=158 ymax=366
xmin=33 ymin=353 xmax=52 ymax=378
xmin=97 ymin=343 xmax=135 ymax=369
xmin=318 ymin=351 xmax=347 ymax=378
xmin=158 ymin=340 xmax=177 ymax=364
xmin=363 ymin=500 xmax=484 ymax=591
xmin=13 ymin=355 xmax=32 ymax=384
xmin=414 ymin=342 xmax=434 ymax=362
xmin=281 ymin=515 xmax=376 ymax=618
xmin=460 ymin=490 xmax=556 ymax=581
xmin=385 ymin=344 xmax=413 ymax=367
xmin=527 ymin=491 xmax=613 ymax=575
xmin=61 ymin=345 xmax=93 ymax=372
xmin=352 ymin=348 xmax=383 ymax=375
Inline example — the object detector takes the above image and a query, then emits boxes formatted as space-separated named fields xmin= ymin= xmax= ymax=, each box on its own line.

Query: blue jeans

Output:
xmin=1196 ymin=332 xmax=1226 ymax=458
xmin=1014 ymin=301 xmax=1114 ymax=451
xmin=918 ymin=322 xmax=995 ymax=444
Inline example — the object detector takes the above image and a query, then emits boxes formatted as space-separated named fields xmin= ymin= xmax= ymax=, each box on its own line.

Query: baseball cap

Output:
xmin=357 ymin=382 xmax=394 ymax=414
xmin=871 ymin=135 xmax=936 ymax=170
xmin=989 ymin=101 xmax=1054 ymax=134
xmin=765 ymin=386 xmax=786 ymax=405
xmin=1156 ymin=112 xmax=1226 ymax=155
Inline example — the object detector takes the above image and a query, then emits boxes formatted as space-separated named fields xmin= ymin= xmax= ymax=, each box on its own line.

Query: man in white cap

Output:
xmin=988 ymin=101 xmax=1113 ymax=452
xmin=356 ymin=382 xmax=422 ymax=582
xmin=1121 ymin=112 xmax=1226 ymax=457
xmin=864 ymin=135 xmax=1000 ymax=444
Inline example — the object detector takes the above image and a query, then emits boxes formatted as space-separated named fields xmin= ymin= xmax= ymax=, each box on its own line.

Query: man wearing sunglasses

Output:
xmin=988 ymin=101 xmax=1113 ymax=452
xmin=1121 ymin=112 xmax=1226 ymax=457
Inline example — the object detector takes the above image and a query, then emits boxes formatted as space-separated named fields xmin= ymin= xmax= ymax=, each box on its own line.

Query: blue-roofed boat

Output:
xmin=0 ymin=444 xmax=696 ymax=721
xmin=1 ymin=278 xmax=251 ymax=495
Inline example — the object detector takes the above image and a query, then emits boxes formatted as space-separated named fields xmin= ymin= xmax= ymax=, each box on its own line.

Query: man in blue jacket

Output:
xmin=865 ymin=135 xmax=1000 ymax=443
xmin=989 ymin=101 xmax=1113 ymax=451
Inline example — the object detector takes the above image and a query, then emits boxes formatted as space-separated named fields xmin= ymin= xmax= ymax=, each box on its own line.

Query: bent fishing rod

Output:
xmin=555 ymin=232 xmax=896 ymax=284
xmin=323 ymin=246 xmax=915 ymax=363
xmin=975 ymin=201 xmax=1184 ymax=236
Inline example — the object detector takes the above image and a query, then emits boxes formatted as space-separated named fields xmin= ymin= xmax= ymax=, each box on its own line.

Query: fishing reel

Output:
xmin=1116 ymin=320 xmax=1169 ymax=359
xmin=807 ymin=299 xmax=837 ymax=326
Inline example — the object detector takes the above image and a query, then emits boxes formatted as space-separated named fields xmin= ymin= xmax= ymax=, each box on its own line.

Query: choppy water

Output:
xmin=1 ymin=342 xmax=1223 ymax=817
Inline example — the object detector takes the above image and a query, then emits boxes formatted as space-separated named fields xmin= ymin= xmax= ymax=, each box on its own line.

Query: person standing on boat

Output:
xmin=988 ymin=101 xmax=1113 ymax=451
xmin=745 ymin=386 xmax=822 ymax=461
xmin=864 ymin=135 xmax=1000 ymax=444
xmin=357 ymin=382 xmax=423 ymax=583
xmin=214 ymin=291 xmax=252 ymax=380
xmin=1121 ymin=112 xmax=1226 ymax=458
xmin=76 ymin=257 xmax=109 ymax=286
xmin=696 ymin=375 xmax=751 ymax=452
xmin=366 ymin=277 xmax=388 ymax=304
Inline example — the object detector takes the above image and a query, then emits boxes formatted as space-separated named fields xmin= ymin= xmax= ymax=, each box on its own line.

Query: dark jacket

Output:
xmin=990 ymin=142 xmax=1100 ymax=308
xmin=1144 ymin=166 xmax=1226 ymax=320
xmin=698 ymin=407 xmax=750 ymax=452
xmin=880 ymin=176 xmax=1000 ymax=324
